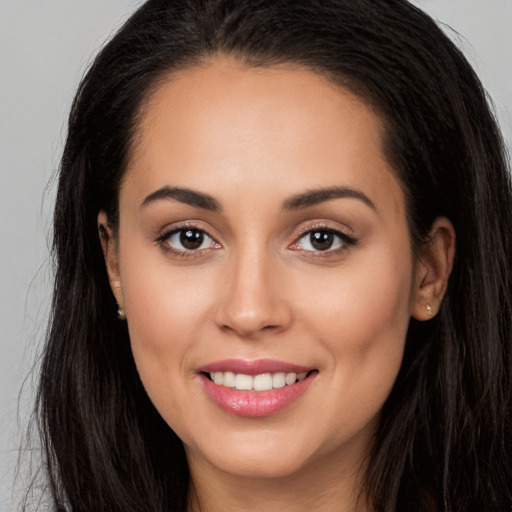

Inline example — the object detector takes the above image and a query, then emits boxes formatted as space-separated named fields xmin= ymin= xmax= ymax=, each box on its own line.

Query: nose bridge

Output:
xmin=216 ymin=237 xmax=290 ymax=337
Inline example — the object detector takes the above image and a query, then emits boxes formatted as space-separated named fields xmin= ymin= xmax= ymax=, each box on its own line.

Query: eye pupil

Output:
xmin=310 ymin=231 xmax=333 ymax=250
xmin=180 ymin=229 xmax=204 ymax=249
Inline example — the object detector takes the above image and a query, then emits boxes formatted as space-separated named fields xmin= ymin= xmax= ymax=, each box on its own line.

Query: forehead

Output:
xmin=123 ymin=57 xmax=404 ymax=218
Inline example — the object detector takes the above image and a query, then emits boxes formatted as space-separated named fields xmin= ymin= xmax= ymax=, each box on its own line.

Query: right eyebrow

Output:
xmin=282 ymin=186 xmax=377 ymax=212
xmin=141 ymin=186 xmax=222 ymax=212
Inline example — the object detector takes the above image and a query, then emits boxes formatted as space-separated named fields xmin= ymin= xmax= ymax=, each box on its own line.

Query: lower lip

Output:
xmin=200 ymin=372 xmax=316 ymax=417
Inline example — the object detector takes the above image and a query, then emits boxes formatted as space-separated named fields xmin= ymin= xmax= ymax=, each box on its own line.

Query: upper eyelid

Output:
xmin=297 ymin=225 xmax=348 ymax=237
xmin=156 ymin=226 xmax=220 ymax=258
xmin=156 ymin=221 xmax=219 ymax=242
xmin=290 ymin=222 xmax=358 ymax=252
xmin=296 ymin=230 xmax=354 ymax=245
xmin=293 ymin=221 xmax=355 ymax=240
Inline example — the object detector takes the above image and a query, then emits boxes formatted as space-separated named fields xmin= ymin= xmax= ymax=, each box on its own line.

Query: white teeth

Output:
xmin=208 ymin=370 xmax=310 ymax=390
xmin=235 ymin=374 xmax=253 ymax=390
xmin=253 ymin=373 xmax=273 ymax=391
xmin=285 ymin=372 xmax=297 ymax=385
xmin=223 ymin=371 xmax=236 ymax=388
xmin=272 ymin=372 xmax=286 ymax=388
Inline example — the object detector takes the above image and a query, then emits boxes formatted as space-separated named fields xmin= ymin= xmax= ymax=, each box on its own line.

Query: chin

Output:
xmin=210 ymin=453 xmax=310 ymax=480
xmin=186 ymin=434 xmax=315 ymax=479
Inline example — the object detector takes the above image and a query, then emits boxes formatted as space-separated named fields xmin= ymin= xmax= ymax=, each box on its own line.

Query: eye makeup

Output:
xmin=154 ymin=219 xmax=358 ymax=261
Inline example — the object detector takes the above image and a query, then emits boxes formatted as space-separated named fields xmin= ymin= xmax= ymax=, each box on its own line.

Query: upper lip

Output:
xmin=198 ymin=358 xmax=314 ymax=375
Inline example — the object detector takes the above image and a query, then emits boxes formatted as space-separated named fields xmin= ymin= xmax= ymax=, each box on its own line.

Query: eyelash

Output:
xmin=156 ymin=223 xmax=220 ymax=259
xmin=290 ymin=224 xmax=358 ymax=258
xmin=155 ymin=222 xmax=357 ymax=259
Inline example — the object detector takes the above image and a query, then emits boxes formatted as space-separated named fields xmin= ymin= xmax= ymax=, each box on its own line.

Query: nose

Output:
xmin=215 ymin=247 xmax=293 ymax=339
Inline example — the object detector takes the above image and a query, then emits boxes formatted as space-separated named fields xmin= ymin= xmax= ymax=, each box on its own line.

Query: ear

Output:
xmin=98 ymin=211 xmax=124 ymax=309
xmin=411 ymin=217 xmax=455 ymax=321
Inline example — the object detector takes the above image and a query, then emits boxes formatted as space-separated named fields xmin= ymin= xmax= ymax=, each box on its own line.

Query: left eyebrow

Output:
xmin=282 ymin=186 xmax=377 ymax=212
xmin=141 ymin=186 xmax=222 ymax=212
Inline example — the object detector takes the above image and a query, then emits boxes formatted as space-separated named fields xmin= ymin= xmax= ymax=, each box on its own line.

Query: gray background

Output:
xmin=1 ymin=1 xmax=511 ymax=510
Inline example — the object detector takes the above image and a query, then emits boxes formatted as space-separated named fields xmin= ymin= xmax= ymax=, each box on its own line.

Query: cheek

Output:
xmin=295 ymin=243 xmax=413 ymax=348
xmin=292 ymin=245 xmax=413 ymax=417
xmin=119 ymin=255 xmax=217 ymax=406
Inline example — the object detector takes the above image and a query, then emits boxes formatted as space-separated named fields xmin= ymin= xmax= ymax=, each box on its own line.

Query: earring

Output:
xmin=117 ymin=303 xmax=127 ymax=320
xmin=425 ymin=304 xmax=433 ymax=315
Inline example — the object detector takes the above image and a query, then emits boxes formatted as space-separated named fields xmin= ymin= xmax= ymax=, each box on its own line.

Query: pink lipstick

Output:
xmin=198 ymin=359 xmax=317 ymax=417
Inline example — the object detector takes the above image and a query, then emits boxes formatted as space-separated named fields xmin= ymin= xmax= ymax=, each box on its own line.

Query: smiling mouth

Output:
xmin=203 ymin=370 xmax=315 ymax=391
xmin=200 ymin=364 xmax=318 ymax=417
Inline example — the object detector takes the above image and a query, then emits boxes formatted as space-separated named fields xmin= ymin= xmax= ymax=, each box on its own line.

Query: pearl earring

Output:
xmin=117 ymin=304 xmax=127 ymax=320
xmin=426 ymin=304 xmax=433 ymax=315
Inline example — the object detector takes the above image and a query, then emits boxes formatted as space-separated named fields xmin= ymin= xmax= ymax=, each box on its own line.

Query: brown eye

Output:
xmin=291 ymin=227 xmax=357 ymax=254
xmin=309 ymin=231 xmax=334 ymax=251
xmin=180 ymin=229 xmax=204 ymax=249
xmin=160 ymin=227 xmax=219 ymax=253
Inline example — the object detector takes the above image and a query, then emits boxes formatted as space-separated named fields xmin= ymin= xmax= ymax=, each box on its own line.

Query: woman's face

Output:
xmin=102 ymin=58 xmax=428 ymax=483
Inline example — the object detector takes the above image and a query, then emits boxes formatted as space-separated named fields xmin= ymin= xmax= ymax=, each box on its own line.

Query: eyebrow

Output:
xmin=141 ymin=184 xmax=375 ymax=213
xmin=282 ymin=186 xmax=376 ymax=211
xmin=141 ymin=186 xmax=222 ymax=211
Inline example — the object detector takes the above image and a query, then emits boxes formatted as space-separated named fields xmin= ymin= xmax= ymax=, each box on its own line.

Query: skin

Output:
xmin=99 ymin=57 xmax=455 ymax=512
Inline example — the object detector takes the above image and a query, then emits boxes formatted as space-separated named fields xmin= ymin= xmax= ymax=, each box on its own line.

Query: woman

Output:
xmin=33 ymin=0 xmax=512 ymax=510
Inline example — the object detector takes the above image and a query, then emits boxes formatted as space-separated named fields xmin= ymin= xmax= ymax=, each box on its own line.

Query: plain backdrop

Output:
xmin=1 ymin=1 xmax=511 ymax=510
